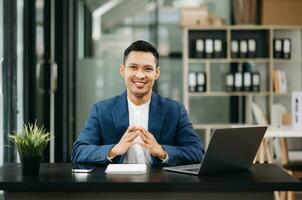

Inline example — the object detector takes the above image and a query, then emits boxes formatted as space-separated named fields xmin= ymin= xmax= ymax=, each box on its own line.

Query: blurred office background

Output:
xmin=0 ymin=0 xmax=232 ymax=164
xmin=0 ymin=0 xmax=302 ymax=173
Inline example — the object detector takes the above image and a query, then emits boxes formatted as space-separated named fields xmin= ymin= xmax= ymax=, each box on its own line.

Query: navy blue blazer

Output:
xmin=71 ymin=91 xmax=204 ymax=166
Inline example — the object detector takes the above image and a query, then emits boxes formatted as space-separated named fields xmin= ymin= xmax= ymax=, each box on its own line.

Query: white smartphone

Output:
xmin=72 ymin=168 xmax=94 ymax=173
xmin=72 ymin=163 xmax=95 ymax=173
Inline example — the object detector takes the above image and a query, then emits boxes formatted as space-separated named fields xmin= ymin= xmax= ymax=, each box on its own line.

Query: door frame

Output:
xmin=3 ymin=0 xmax=17 ymax=163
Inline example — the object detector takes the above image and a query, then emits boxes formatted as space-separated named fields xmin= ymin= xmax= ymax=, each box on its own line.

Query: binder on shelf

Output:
xmin=273 ymin=69 xmax=281 ymax=93
xmin=234 ymin=72 xmax=242 ymax=91
xmin=283 ymin=38 xmax=291 ymax=59
xmin=195 ymin=39 xmax=204 ymax=58
xmin=279 ymin=70 xmax=288 ymax=93
xmin=273 ymin=39 xmax=282 ymax=58
xmin=247 ymin=39 xmax=256 ymax=58
xmin=243 ymin=71 xmax=252 ymax=91
xmin=273 ymin=69 xmax=287 ymax=94
xmin=226 ymin=73 xmax=234 ymax=92
xmin=292 ymin=92 xmax=302 ymax=130
xmin=282 ymin=112 xmax=292 ymax=125
xmin=239 ymin=40 xmax=248 ymax=58
xmin=251 ymin=72 xmax=260 ymax=92
xmin=251 ymin=102 xmax=268 ymax=125
xmin=231 ymin=40 xmax=239 ymax=58
xmin=196 ymin=72 xmax=206 ymax=92
xmin=213 ymin=39 xmax=223 ymax=58
xmin=271 ymin=104 xmax=286 ymax=127
xmin=205 ymin=39 xmax=213 ymax=58
xmin=188 ymin=72 xmax=197 ymax=92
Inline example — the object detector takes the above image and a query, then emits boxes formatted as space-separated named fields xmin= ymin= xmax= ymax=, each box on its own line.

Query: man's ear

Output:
xmin=120 ymin=64 xmax=125 ymax=77
xmin=155 ymin=67 xmax=160 ymax=79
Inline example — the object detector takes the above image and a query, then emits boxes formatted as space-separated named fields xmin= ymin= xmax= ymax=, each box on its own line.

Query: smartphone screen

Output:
xmin=72 ymin=163 xmax=95 ymax=173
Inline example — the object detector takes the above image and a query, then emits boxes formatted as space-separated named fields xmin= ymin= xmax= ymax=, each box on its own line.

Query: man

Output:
xmin=71 ymin=40 xmax=204 ymax=166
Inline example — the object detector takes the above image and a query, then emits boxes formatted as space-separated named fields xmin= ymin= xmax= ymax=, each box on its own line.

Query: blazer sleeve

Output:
xmin=71 ymin=104 xmax=122 ymax=164
xmin=160 ymin=104 xmax=205 ymax=166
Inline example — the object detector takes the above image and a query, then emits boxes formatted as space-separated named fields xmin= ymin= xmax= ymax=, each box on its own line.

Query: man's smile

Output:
xmin=132 ymin=80 xmax=148 ymax=88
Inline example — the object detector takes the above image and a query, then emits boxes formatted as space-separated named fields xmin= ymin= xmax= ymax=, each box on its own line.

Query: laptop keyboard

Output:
xmin=173 ymin=164 xmax=201 ymax=172
xmin=183 ymin=168 xmax=199 ymax=172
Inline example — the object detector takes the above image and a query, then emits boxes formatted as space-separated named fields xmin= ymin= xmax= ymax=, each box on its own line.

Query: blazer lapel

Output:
xmin=148 ymin=92 xmax=167 ymax=141
xmin=112 ymin=91 xmax=129 ymax=141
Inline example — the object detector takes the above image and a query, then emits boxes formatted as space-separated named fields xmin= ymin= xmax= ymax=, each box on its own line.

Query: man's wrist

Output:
xmin=108 ymin=145 xmax=118 ymax=159
xmin=159 ymin=152 xmax=167 ymax=159
xmin=156 ymin=145 xmax=167 ymax=159
xmin=108 ymin=151 xmax=116 ymax=158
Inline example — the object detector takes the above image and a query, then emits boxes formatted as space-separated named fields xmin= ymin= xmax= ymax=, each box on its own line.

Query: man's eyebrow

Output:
xmin=127 ymin=63 xmax=155 ymax=68
xmin=144 ymin=65 xmax=155 ymax=68
xmin=127 ymin=63 xmax=138 ymax=66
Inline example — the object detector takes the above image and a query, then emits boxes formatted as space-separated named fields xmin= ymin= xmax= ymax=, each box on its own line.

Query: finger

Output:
xmin=125 ymin=126 xmax=138 ymax=138
xmin=140 ymin=128 xmax=152 ymax=139
xmin=122 ymin=126 xmax=134 ymax=138
xmin=126 ymin=129 xmax=137 ymax=137
xmin=134 ymin=125 xmax=146 ymax=132
xmin=126 ymin=131 xmax=140 ymax=142
xmin=135 ymin=126 xmax=147 ymax=136
xmin=128 ymin=125 xmax=137 ymax=133
xmin=130 ymin=125 xmax=138 ymax=132
xmin=139 ymin=132 xmax=150 ymax=144
xmin=126 ymin=131 xmax=139 ymax=142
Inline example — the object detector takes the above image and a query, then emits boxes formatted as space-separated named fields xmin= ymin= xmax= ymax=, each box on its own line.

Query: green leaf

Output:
xmin=9 ymin=121 xmax=54 ymax=158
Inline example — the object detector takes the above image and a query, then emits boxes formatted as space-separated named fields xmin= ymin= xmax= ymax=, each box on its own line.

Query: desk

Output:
xmin=262 ymin=127 xmax=302 ymax=200
xmin=0 ymin=163 xmax=301 ymax=200
xmin=258 ymin=126 xmax=302 ymax=164
xmin=266 ymin=126 xmax=302 ymax=138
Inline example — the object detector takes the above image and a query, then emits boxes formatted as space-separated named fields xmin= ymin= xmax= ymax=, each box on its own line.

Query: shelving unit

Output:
xmin=189 ymin=92 xmax=271 ymax=97
xmin=182 ymin=25 xmax=302 ymax=146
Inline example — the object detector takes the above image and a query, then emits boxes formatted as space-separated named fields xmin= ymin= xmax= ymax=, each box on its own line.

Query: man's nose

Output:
xmin=135 ymin=69 xmax=146 ymax=78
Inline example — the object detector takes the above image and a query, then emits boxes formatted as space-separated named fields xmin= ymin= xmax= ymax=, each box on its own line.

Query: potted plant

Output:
xmin=9 ymin=122 xmax=52 ymax=176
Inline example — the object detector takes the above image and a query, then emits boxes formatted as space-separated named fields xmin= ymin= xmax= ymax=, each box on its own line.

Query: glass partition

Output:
xmin=76 ymin=58 xmax=125 ymax=133
xmin=16 ymin=0 xmax=24 ymax=162
xmin=0 ymin=0 xmax=24 ymax=165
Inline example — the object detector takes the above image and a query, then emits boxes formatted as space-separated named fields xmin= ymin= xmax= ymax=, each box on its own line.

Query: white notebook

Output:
xmin=105 ymin=164 xmax=147 ymax=174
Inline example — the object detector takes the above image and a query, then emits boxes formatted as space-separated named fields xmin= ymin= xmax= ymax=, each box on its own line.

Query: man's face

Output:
xmin=120 ymin=51 xmax=160 ymax=98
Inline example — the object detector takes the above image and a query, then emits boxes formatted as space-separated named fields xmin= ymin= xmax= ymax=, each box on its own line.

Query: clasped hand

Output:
xmin=108 ymin=125 xmax=167 ymax=160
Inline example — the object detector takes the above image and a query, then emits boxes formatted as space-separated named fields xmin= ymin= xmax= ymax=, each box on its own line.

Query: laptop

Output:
xmin=163 ymin=126 xmax=267 ymax=175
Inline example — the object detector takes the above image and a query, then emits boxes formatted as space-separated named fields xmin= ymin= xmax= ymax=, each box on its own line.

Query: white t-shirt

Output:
xmin=123 ymin=98 xmax=152 ymax=164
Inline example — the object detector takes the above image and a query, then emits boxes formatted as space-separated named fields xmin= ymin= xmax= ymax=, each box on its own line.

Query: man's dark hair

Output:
xmin=123 ymin=40 xmax=159 ymax=66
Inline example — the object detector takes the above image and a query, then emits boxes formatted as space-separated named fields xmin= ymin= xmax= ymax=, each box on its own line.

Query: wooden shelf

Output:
xmin=188 ymin=58 xmax=228 ymax=63
xmin=273 ymin=93 xmax=290 ymax=96
xmin=230 ymin=58 xmax=270 ymax=63
xmin=189 ymin=91 xmax=271 ymax=97
xmin=183 ymin=26 xmax=302 ymax=132
xmin=273 ymin=59 xmax=291 ymax=63
xmin=188 ymin=58 xmax=270 ymax=63
xmin=183 ymin=25 xmax=302 ymax=30
xmin=272 ymin=59 xmax=301 ymax=64
xmin=193 ymin=124 xmax=254 ymax=129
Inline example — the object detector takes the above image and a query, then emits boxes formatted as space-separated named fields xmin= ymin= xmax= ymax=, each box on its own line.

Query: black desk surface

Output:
xmin=0 ymin=163 xmax=301 ymax=192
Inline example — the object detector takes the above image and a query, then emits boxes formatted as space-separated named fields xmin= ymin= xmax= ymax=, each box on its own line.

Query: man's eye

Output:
xmin=129 ymin=66 xmax=136 ymax=69
xmin=145 ymin=68 xmax=153 ymax=71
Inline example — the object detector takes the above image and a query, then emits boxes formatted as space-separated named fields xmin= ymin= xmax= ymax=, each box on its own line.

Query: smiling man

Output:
xmin=71 ymin=40 xmax=204 ymax=166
